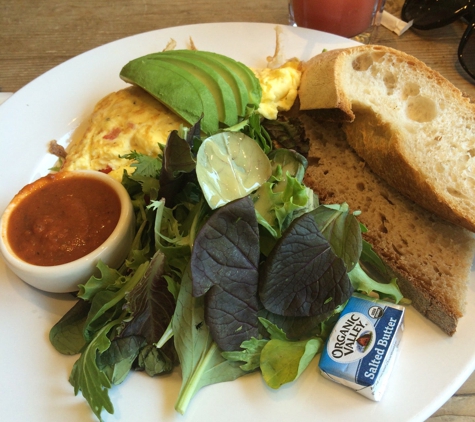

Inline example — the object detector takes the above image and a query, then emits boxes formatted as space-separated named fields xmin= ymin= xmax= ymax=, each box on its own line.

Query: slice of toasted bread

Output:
xmin=301 ymin=115 xmax=475 ymax=336
xmin=299 ymin=45 xmax=475 ymax=233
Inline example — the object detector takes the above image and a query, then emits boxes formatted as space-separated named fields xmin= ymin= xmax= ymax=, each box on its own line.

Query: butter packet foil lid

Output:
xmin=319 ymin=294 xmax=405 ymax=401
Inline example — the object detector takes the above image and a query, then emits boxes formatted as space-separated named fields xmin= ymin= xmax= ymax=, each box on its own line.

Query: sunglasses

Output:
xmin=402 ymin=0 xmax=475 ymax=81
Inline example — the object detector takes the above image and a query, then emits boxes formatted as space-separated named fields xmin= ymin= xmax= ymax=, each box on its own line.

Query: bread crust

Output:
xmin=299 ymin=45 xmax=475 ymax=233
xmin=299 ymin=48 xmax=354 ymax=121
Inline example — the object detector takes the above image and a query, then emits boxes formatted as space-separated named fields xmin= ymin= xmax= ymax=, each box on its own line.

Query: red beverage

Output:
xmin=290 ymin=0 xmax=380 ymax=38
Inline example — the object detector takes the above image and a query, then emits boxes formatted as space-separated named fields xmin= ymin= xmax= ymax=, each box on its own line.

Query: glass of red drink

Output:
xmin=289 ymin=0 xmax=386 ymax=41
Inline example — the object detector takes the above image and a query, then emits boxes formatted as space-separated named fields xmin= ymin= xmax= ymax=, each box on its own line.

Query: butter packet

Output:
xmin=318 ymin=294 xmax=404 ymax=401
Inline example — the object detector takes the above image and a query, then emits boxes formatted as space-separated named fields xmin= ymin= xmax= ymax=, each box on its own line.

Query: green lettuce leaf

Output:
xmin=253 ymin=149 xmax=315 ymax=242
xmin=348 ymin=262 xmax=403 ymax=303
xmin=173 ymin=266 xmax=247 ymax=415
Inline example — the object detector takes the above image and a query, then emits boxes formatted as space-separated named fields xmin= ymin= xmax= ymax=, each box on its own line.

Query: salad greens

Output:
xmin=49 ymin=112 xmax=405 ymax=421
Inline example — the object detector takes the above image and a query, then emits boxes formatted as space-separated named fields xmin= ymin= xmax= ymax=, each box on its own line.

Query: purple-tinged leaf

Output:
xmin=259 ymin=212 xmax=353 ymax=317
xmin=121 ymin=251 xmax=177 ymax=362
xmin=191 ymin=196 xmax=259 ymax=351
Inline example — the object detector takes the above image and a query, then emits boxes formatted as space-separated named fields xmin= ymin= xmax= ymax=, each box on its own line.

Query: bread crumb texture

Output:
xmin=300 ymin=45 xmax=475 ymax=232
xmin=302 ymin=116 xmax=475 ymax=335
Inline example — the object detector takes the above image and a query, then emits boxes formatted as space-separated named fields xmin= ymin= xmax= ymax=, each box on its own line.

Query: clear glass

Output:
xmin=289 ymin=0 xmax=386 ymax=43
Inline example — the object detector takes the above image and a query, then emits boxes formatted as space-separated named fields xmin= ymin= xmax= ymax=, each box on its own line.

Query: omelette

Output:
xmin=60 ymin=60 xmax=302 ymax=180
xmin=61 ymin=86 xmax=187 ymax=181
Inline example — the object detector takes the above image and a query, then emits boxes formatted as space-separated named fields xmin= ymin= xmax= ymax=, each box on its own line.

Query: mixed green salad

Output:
xmin=49 ymin=52 xmax=405 ymax=422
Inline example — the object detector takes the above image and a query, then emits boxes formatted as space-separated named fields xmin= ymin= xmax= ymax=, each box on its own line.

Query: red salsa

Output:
xmin=7 ymin=173 xmax=121 ymax=266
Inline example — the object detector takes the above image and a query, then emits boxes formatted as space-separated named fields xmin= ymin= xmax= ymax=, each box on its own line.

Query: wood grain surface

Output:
xmin=1 ymin=0 xmax=475 ymax=420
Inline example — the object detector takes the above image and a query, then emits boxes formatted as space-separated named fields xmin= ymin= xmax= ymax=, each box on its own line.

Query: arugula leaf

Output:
xmin=69 ymin=315 xmax=124 ymax=422
xmin=268 ymin=148 xmax=307 ymax=184
xmin=360 ymin=238 xmax=392 ymax=279
xmin=259 ymin=212 xmax=353 ymax=317
xmin=149 ymin=191 xmax=208 ymax=278
xmin=173 ymin=266 xmax=247 ymax=415
xmin=191 ymin=196 xmax=260 ymax=351
xmin=241 ymin=111 xmax=273 ymax=154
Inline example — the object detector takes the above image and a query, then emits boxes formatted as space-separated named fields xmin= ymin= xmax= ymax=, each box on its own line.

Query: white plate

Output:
xmin=1 ymin=22 xmax=474 ymax=422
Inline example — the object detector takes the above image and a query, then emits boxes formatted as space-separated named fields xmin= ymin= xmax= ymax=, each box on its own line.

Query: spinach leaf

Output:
xmin=162 ymin=130 xmax=197 ymax=176
xmin=259 ymin=212 xmax=353 ymax=317
xmin=257 ymin=306 xmax=335 ymax=341
xmin=96 ymin=335 xmax=146 ymax=385
xmin=311 ymin=203 xmax=362 ymax=271
xmin=260 ymin=337 xmax=322 ymax=389
xmin=223 ymin=318 xmax=323 ymax=390
xmin=258 ymin=318 xmax=323 ymax=389
xmin=158 ymin=130 xmax=197 ymax=206
xmin=173 ymin=266 xmax=247 ymax=415
xmin=49 ymin=298 xmax=90 ymax=355
xmin=190 ymin=196 xmax=260 ymax=351
xmin=136 ymin=344 xmax=175 ymax=376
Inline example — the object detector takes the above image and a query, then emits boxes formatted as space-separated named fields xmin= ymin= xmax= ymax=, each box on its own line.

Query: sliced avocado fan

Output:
xmin=120 ymin=50 xmax=262 ymax=135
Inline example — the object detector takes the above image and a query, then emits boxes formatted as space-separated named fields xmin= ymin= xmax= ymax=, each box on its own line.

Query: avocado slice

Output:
xmin=120 ymin=58 xmax=219 ymax=134
xmin=149 ymin=55 xmax=238 ymax=128
xmin=202 ymin=51 xmax=262 ymax=108
xmin=159 ymin=50 xmax=249 ymax=117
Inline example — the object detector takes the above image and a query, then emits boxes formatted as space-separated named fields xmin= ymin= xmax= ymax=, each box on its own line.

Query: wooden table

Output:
xmin=1 ymin=0 xmax=474 ymax=420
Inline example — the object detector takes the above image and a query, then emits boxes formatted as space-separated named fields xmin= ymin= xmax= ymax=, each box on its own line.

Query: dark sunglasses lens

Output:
xmin=459 ymin=23 xmax=475 ymax=79
xmin=402 ymin=0 xmax=470 ymax=29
